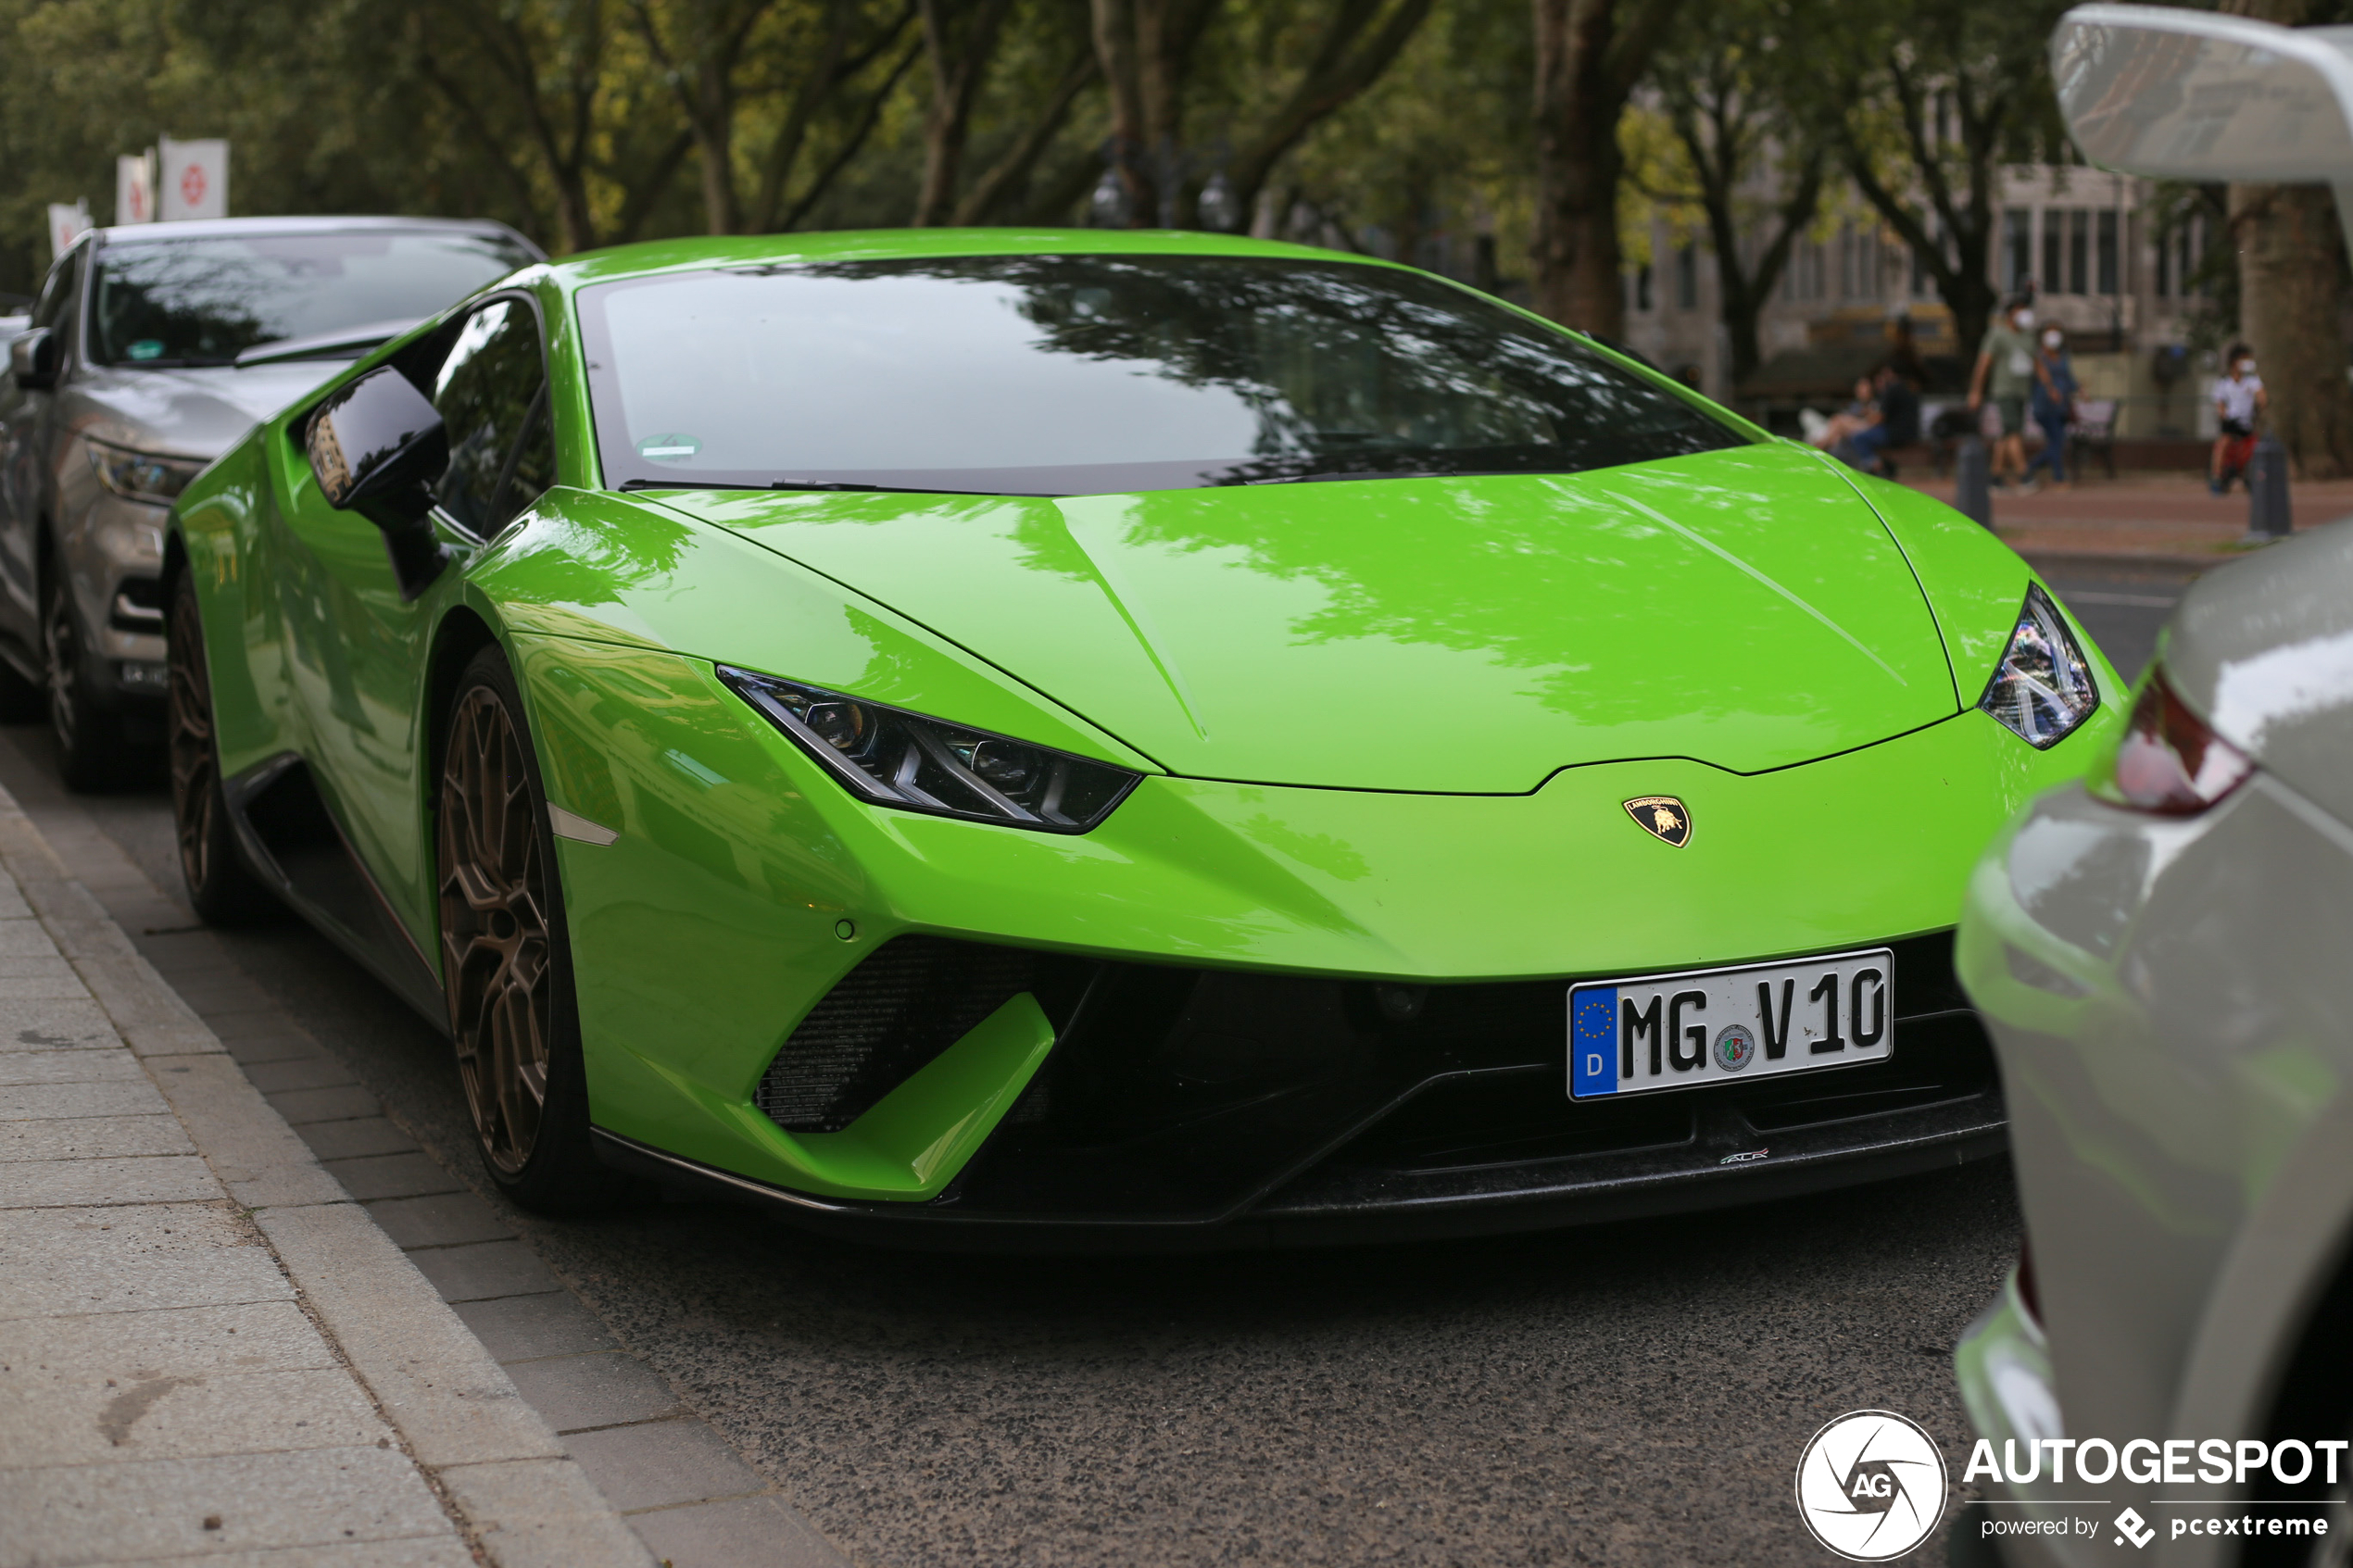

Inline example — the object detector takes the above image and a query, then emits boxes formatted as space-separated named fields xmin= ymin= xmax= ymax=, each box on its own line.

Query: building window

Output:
xmin=1635 ymin=264 xmax=1653 ymax=312
xmin=2068 ymin=209 xmax=2090 ymax=295
xmin=2095 ymin=208 xmax=2119 ymax=295
xmin=2004 ymin=208 xmax=2031 ymax=295
xmin=2042 ymin=210 xmax=2062 ymax=296
xmin=1676 ymin=245 xmax=1698 ymax=310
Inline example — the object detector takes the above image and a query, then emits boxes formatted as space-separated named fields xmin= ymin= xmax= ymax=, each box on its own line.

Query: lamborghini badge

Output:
xmin=1624 ymin=796 xmax=1692 ymax=847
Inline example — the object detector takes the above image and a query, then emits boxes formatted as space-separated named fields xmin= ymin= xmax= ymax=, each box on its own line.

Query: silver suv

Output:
xmin=0 ymin=216 xmax=543 ymax=785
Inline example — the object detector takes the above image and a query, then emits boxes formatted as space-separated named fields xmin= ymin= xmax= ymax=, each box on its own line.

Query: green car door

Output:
xmin=268 ymin=292 xmax=557 ymax=958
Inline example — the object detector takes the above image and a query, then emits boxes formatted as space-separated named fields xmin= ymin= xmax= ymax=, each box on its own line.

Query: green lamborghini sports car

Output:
xmin=163 ymin=229 xmax=2119 ymax=1247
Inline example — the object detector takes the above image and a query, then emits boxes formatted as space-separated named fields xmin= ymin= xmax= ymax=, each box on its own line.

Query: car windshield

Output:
xmin=579 ymin=255 xmax=1747 ymax=495
xmin=88 ymin=231 xmax=538 ymax=368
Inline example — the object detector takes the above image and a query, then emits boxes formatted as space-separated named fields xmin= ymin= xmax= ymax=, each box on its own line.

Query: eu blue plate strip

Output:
xmin=1570 ymin=985 xmax=1617 ymax=1098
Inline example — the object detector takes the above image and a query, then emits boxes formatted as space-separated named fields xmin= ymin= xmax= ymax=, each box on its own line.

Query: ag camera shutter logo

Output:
xmin=1795 ymin=1410 xmax=1948 ymax=1561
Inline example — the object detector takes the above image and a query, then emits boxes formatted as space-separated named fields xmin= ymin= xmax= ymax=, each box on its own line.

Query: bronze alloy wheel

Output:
xmin=439 ymin=681 xmax=554 ymax=1177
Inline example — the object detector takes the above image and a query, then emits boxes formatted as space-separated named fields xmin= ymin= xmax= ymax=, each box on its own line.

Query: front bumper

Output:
xmin=520 ymin=637 xmax=2110 ymax=1242
xmin=593 ymin=929 xmax=2003 ymax=1249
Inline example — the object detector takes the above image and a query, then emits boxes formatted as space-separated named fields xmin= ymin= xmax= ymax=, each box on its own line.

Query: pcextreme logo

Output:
xmin=1795 ymin=1410 xmax=1948 ymax=1561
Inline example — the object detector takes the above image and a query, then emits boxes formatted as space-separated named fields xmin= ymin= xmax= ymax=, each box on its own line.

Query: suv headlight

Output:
xmin=87 ymin=439 xmax=205 ymax=505
xmin=717 ymin=666 xmax=1142 ymax=833
xmin=1979 ymin=584 xmax=2099 ymax=748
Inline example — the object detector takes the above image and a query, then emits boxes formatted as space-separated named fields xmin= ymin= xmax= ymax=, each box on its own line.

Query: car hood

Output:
xmin=69 ymin=361 xmax=351 ymax=458
xmin=659 ymin=444 xmax=1961 ymax=793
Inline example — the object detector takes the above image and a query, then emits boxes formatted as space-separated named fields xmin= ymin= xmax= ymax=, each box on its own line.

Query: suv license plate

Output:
xmin=1567 ymin=948 xmax=1894 ymax=1100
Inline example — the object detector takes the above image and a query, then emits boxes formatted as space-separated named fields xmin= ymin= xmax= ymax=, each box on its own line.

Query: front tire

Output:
xmin=167 ymin=573 xmax=274 ymax=924
xmin=437 ymin=644 xmax=622 ymax=1214
xmin=44 ymin=566 xmax=127 ymax=791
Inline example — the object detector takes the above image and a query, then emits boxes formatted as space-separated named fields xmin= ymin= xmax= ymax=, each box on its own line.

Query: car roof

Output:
xmin=86 ymin=215 xmax=546 ymax=259
xmin=543 ymin=226 xmax=1406 ymax=290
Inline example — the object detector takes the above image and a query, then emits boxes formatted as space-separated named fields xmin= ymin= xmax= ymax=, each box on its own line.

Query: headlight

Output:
xmin=2088 ymin=666 xmax=2251 ymax=815
xmin=86 ymin=439 xmax=205 ymax=505
xmin=1979 ymin=584 xmax=2098 ymax=748
xmin=717 ymin=666 xmax=1142 ymax=833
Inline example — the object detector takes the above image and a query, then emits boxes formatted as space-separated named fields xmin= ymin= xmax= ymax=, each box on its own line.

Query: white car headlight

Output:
xmin=1979 ymin=584 xmax=2099 ymax=748
xmin=87 ymin=438 xmax=205 ymax=505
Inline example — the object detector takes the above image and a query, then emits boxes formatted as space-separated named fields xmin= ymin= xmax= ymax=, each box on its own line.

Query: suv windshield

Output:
xmin=89 ymin=230 xmax=538 ymax=368
xmin=580 ymin=255 xmax=1746 ymax=495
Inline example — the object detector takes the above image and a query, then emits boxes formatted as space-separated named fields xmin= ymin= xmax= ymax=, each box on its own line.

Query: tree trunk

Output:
xmin=1088 ymin=0 xmax=1153 ymax=222
xmin=913 ymin=0 xmax=1015 ymax=226
xmin=1530 ymin=0 xmax=1681 ymax=336
xmin=695 ymin=54 xmax=739 ymax=234
xmin=2233 ymin=182 xmax=2353 ymax=478
xmin=955 ymin=48 xmax=1098 ymax=223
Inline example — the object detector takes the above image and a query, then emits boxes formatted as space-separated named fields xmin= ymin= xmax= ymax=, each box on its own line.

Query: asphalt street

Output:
xmin=0 ymin=561 xmax=2186 ymax=1566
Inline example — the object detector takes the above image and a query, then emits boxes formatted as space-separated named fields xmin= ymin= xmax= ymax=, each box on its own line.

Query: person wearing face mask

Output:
xmin=2024 ymin=324 xmax=2077 ymax=491
xmin=2210 ymin=344 xmax=2267 ymax=495
xmin=1969 ymin=298 xmax=2038 ymax=489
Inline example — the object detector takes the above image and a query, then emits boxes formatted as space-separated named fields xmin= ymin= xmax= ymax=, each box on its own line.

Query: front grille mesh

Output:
xmin=755 ymin=937 xmax=1038 ymax=1135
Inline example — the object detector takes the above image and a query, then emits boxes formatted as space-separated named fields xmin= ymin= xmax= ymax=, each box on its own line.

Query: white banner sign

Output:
xmin=46 ymin=201 xmax=91 ymax=259
xmin=159 ymin=139 xmax=227 ymax=221
xmin=116 ymin=153 xmax=155 ymax=225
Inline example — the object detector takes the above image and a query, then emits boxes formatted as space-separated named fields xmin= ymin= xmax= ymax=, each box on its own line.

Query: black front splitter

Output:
xmin=588 ymin=1088 xmax=2006 ymax=1255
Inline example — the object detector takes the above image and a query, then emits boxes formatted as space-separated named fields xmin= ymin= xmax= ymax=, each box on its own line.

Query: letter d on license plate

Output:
xmin=1567 ymin=948 xmax=1894 ymax=1099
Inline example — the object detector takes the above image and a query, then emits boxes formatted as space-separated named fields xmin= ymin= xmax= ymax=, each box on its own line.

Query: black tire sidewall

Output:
xmin=167 ymin=572 xmax=271 ymax=924
xmin=45 ymin=566 xmax=122 ymax=789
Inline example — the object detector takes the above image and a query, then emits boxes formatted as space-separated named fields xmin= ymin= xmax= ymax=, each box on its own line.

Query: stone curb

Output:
xmin=0 ymin=796 xmax=656 ymax=1568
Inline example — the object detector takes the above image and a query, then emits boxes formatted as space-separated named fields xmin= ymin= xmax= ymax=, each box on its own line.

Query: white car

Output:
xmin=1954 ymin=8 xmax=2353 ymax=1564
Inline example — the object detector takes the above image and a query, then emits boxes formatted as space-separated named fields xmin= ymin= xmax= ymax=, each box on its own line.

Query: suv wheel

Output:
xmin=44 ymin=568 xmax=125 ymax=790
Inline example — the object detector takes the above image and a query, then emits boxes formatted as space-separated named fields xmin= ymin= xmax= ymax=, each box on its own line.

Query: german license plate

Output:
xmin=1567 ymin=948 xmax=1894 ymax=1100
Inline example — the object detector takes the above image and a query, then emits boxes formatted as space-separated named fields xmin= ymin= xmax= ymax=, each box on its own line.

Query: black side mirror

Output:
xmin=9 ymin=329 xmax=57 ymax=392
xmin=306 ymin=367 xmax=451 ymax=601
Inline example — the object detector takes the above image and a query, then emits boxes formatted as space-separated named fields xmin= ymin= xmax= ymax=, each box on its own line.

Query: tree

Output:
xmin=1639 ymin=0 xmax=1825 ymax=385
xmin=1528 ymin=0 xmax=1682 ymax=337
xmin=2221 ymin=0 xmax=2353 ymax=478
xmin=1215 ymin=0 xmax=1439 ymax=230
xmin=1825 ymin=0 xmax=2068 ymax=362
xmin=1087 ymin=0 xmax=1221 ymax=224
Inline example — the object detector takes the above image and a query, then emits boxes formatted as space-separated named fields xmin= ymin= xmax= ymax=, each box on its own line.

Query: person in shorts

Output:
xmin=2024 ymin=325 xmax=2077 ymax=491
xmin=1969 ymin=298 xmax=2039 ymax=489
xmin=2210 ymin=344 xmax=2267 ymax=495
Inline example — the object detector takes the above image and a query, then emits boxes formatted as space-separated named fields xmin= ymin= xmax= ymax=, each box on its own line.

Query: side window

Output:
xmin=29 ymin=250 xmax=76 ymax=332
xmin=428 ymin=298 xmax=553 ymax=536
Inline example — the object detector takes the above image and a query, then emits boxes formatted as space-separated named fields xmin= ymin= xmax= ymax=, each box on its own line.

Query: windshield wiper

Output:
xmin=1242 ymin=467 xmax=1540 ymax=485
xmin=765 ymin=480 xmax=995 ymax=495
xmin=617 ymin=477 xmax=1031 ymax=496
xmin=112 ymin=356 xmax=239 ymax=370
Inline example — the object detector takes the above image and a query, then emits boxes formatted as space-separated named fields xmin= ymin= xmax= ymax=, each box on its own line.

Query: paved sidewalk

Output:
xmin=0 ymin=759 xmax=849 ymax=1568
xmin=1899 ymin=471 xmax=2353 ymax=565
xmin=0 ymin=785 xmax=655 ymax=1568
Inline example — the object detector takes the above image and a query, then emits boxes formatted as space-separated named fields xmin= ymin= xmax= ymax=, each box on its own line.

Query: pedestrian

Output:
xmin=1871 ymin=361 xmax=1920 ymax=475
xmin=1810 ymin=374 xmax=1882 ymax=470
xmin=1967 ymin=297 xmax=2038 ymax=490
xmin=2024 ymin=324 xmax=2077 ymax=491
xmin=2209 ymin=343 xmax=2267 ymax=495
xmin=1840 ymin=365 xmax=1918 ymax=478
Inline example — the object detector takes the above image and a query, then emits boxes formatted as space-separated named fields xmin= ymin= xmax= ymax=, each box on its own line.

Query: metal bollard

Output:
xmin=2247 ymin=435 xmax=2293 ymax=540
xmin=1955 ymin=437 xmax=1994 ymax=529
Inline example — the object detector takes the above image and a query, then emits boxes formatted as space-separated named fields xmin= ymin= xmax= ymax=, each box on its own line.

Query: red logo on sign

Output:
xmin=180 ymin=165 xmax=207 ymax=207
